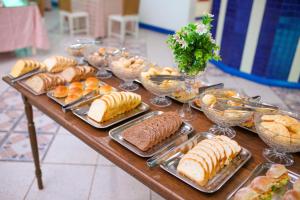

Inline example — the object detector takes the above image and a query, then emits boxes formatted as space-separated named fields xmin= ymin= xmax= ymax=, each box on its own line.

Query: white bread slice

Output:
xmin=215 ymin=136 xmax=241 ymax=156
xmin=87 ymin=99 xmax=107 ymax=122
xmin=203 ymin=139 xmax=226 ymax=166
xmin=193 ymin=145 xmax=219 ymax=174
xmin=211 ymin=139 xmax=234 ymax=165
xmin=199 ymin=140 xmax=222 ymax=163
xmin=182 ymin=154 xmax=209 ymax=180
xmin=177 ymin=158 xmax=208 ymax=186
xmin=189 ymin=148 xmax=215 ymax=178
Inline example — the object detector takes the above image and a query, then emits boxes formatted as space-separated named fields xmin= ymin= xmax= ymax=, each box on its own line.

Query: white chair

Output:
xmin=108 ymin=15 xmax=139 ymax=42
xmin=59 ymin=10 xmax=89 ymax=36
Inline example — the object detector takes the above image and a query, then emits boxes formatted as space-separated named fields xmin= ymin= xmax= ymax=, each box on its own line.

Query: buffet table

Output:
xmin=2 ymin=75 xmax=300 ymax=200
xmin=0 ymin=5 xmax=49 ymax=53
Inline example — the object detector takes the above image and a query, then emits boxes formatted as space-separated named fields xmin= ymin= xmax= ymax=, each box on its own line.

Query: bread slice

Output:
xmin=189 ymin=148 xmax=215 ymax=178
xmin=177 ymin=158 xmax=208 ymax=186
xmin=87 ymin=99 xmax=107 ymax=122
xmin=215 ymin=135 xmax=241 ymax=156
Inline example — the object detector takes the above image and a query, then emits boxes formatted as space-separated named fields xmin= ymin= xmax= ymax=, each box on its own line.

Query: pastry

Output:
xmin=53 ymin=85 xmax=68 ymax=98
xmin=250 ymin=176 xmax=274 ymax=198
xmin=65 ymin=94 xmax=81 ymax=104
xmin=87 ymin=91 xmax=141 ymax=122
xmin=177 ymin=135 xmax=241 ymax=186
xmin=202 ymin=94 xmax=217 ymax=106
xmin=43 ymin=56 xmax=77 ymax=73
xmin=60 ymin=66 xmax=95 ymax=82
xmin=68 ymin=87 xmax=83 ymax=96
xmin=122 ymin=112 xmax=182 ymax=151
xmin=85 ymin=77 xmax=99 ymax=87
xmin=69 ymin=82 xmax=83 ymax=90
xmin=10 ymin=59 xmax=43 ymax=78
xmin=99 ymin=85 xmax=116 ymax=95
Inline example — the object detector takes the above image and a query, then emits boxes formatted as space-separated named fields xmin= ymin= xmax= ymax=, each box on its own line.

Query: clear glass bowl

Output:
xmin=84 ymin=45 xmax=120 ymax=79
xmin=139 ymin=66 xmax=180 ymax=107
xmin=109 ymin=54 xmax=146 ymax=91
xmin=199 ymin=88 xmax=253 ymax=138
xmin=254 ymin=111 xmax=300 ymax=166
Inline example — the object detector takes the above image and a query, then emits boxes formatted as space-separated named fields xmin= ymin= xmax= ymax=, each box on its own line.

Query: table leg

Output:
xmin=22 ymin=95 xmax=43 ymax=189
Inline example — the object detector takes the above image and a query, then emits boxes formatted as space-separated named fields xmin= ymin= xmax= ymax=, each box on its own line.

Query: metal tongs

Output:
xmin=11 ymin=68 xmax=45 ymax=84
xmin=149 ymin=75 xmax=185 ymax=83
xmin=62 ymin=91 xmax=98 ymax=113
xmin=216 ymin=96 xmax=279 ymax=112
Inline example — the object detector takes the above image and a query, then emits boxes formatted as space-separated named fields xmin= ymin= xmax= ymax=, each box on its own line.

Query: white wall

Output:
xmin=194 ymin=0 xmax=212 ymax=17
xmin=139 ymin=0 xmax=195 ymax=31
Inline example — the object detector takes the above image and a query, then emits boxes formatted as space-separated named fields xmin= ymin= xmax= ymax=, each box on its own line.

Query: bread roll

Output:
xmin=69 ymin=82 xmax=83 ymax=90
xmin=53 ymin=86 xmax=68 ymax=98
xmin=85 ymin=77 xmax=99 ymax=87
xmin=65 ymin=94 xmax=81 ymax=104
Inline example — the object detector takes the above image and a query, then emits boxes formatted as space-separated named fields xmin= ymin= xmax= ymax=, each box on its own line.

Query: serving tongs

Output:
xmin=215 ymin=97 xmax=279 ymax=112
xmin=149 ymin=75 xmax=185 ymax=83
xmin=10 ymin=68 xmax=45 ymax=84
xmin=62 ymin=91 xmax=99 ymax=113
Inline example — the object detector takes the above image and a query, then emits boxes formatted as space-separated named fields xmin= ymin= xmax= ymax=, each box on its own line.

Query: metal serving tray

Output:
xmin=227 ymin=163 xmax=300 ymax=199
xmin=109 ymin=111 xmax=194 ymax=157
xmin=160 ymin=132 xmax=252 ymax=193
xmin=72 ymin=100 xmax=150 ymax=129
xmin=18 ymin=79 xmax=46 ymax=96
xmin=190 ymin=100 xmax=258 ymax=134
xmin=46 ymin=81 xmax=109 ymax=107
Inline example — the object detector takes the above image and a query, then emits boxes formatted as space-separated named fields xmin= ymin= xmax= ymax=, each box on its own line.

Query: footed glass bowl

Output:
xmin=199 ymin=88 xmax=253 ymax=138
xmin=254 ymin=111 xmax=300 ymax=166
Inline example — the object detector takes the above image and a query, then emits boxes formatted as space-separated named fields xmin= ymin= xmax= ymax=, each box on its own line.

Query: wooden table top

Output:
xmin=3 ymin=76 xmax=300 ymax=200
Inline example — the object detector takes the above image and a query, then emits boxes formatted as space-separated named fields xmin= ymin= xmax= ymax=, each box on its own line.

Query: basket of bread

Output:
xmin=254 ymin=111 xmax=300 ymax=165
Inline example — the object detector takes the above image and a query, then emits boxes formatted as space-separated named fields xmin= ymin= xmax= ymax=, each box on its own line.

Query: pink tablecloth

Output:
xmin=0 ymin=5 xmax=49 ymax=52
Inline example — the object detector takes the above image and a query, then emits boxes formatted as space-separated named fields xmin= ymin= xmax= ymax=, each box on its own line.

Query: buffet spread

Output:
xmin=6 ymin=43 xmax=300 ymax=200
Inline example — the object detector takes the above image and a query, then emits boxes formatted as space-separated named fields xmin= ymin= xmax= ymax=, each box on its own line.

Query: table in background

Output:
xmin=2 ymin=76 xmax=300 ymax=200
xmin=0 ymin=5 xmax=49 ymax=53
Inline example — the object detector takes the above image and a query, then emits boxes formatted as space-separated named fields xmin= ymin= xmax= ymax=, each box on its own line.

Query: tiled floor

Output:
xmin=0 ymin=8 xmax=299 ymax=200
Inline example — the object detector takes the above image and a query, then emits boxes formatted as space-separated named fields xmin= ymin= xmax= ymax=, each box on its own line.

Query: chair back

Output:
xmin=122 ymin=0 xmax=140 ymax=15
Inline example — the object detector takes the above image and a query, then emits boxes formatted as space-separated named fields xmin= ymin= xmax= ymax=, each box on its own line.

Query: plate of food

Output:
xmin=227 ymin=163 xmax=300 ymax=200
xmin=109 ymin=111 xmax=194 ymax=157
xmin=159 ymin=132 xmax=251 ymax=193
xmin=47 ymin=77 xmax=117 ymax=107
xmin=19 ymin=64 xmax=96 ymax=95
xmin=72 ymin=91 xmax=149 ymax=128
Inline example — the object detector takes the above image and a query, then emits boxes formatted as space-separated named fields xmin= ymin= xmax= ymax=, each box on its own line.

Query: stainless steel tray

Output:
xmin=160 ymin=132 xmax=252 ymax=193
xmin=227 ymin=163 xmax=300 ymax=200
xmin=109 ymin=111 xmax=194 ymax=157
xmin=47 ymin=81 xmax=109 ymax=107
xmin=72 ymin=100 xmax=150 ymax=129
xmin=190 ymin=101 xmax=258 ymax=134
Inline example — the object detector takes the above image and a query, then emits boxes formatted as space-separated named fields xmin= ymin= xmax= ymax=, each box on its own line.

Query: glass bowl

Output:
xmin=254 ymin=111 xmax=300 ymax=166
xmin=199 ymin=88 xmax=253 ymax=138
xmin=67 ymin=39 xmax=98 ymax=64
xmin=139 ymin=66 xmax=180 ymax=107
xmin=84 ymin=45 xmax=121 ymax=79
xmin=109 ymin=54 xmax=147 ymax=91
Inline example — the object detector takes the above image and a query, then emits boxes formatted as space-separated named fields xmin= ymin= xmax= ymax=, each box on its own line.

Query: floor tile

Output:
xmin=271 ymin=87 xmax=300 ymax=113
xmin=0 ymin=162 xmax=35 ymax=200
xmin=0 ymin=109 xmax=23 ymax=132
xmin=14 ymin=109 xmax=59 ymax=134
xmin=89 ymin=166 xmax=150 ymax=200
xmin=0 ymin=132 xmax=7 ymax=145
xmin=0 ymin=133 xmax=54 ymax=161
xmin=97 ymin=154 xmax=115 ymax=166
xmin=25 ymin=164 xmax=94 ymax=200
xmin=151 ymin=191 xmax=165 ymax=200
xmin=0 ymin=87 xmax=24 ymax=111
xmin=44 ymin=134 xmax=98 ymax=165
xmin=57 ymin=126 xmax=71 ymax=135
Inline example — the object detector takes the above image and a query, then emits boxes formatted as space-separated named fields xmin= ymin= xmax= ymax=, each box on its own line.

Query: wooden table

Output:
xmin=3 ymin=76 xmax=300 ymax=200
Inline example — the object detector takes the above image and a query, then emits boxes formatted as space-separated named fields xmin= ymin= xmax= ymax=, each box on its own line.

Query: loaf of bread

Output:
xmin=87 ymin=92 xmax=141 ymax=122
xmin=60 ymin=66 xmax=96 ymax=82
xmin=24 ymin=73 xmax=66 ymax=94
xmin=43 ymin=56 xmax=77 ymax=73
xmin=10 ymin=59 xmax=45 ymax=78
xmin=122 ymin=112 xmax=182 ymax=151
xmin=177 ymin=135 xmax=241 ymax=186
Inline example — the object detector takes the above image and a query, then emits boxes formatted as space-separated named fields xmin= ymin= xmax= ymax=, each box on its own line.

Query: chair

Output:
xmin=59 ymin=10 xmax=89 ymax=36
xmin=107 ymin=0 xmax=140 ymax=42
